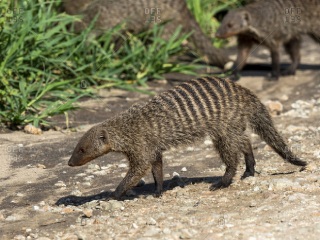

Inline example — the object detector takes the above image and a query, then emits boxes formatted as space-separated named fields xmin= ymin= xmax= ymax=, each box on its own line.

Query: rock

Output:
xmin=93 ymin=170 xmax=107 ymax=176
xmin=173 ymin=172 xmax=180 ymax=177
xmin=13 ymin=235 xmax=26 ymax=240
xmin=272 ymin=178 xmax=300 ymax=190
xmin=70 ymin=190 xmax=82 ymax=196
xmin=82 ymin=182 xmax=91 ymax=186
xmin=164 ymin=173 xmax=170 ymax=178
xmin=55 ymin=181 xmax=66 ymax=187
xmin=180 ymin=229 xmax=196 ymax=239
xmin=313 ymin=151 xmax=320 ymax=159
xmin=163 ymin=228 xmax=171 ymax=234
xmin=33 ymin=205 xmax=40 ymax=211
xmin=82 ymin=209 xmax=93 ymax=218
xmin=224 ymin=61 xmax=234 ymax=71
xmin=0 ymin=213 xmax=5 ymax=221
xmin=181 ymin=167 xmax=187 ymax=172
xmin=186 ymin=147 xmax=194 ymax=151
xmin=61 ymin=233 xmax=79 ymax=240
xmin=118 ymin=163 xmax=128 ymax=168
xmin=109 ymin=200 xmax=123 ymax=210
xmin=147 ymin=217 xmax=157 ymax=225
xmin=36 ymin=164 xmax=46 ymax=169
xmin=61 ymin=207 xmax=74 ymax=214
xmin=265 ymin=100 xmax=283 ymax=115
xmin=253 ymin=186 xmax=260 ymax=192
xmin=6 ymin=214 xmax=23 ymax=221
xmin=132 ymin=223 xmax=139 ymax=229
xmin=88 ymin=164 xmax=100 ymax=170
xmin=304 ymin=162 xmax=318 ymax=172
xmin=204 ymin=139 xmax=213 ymax=145
xmin=280 ymin=95 xmax=289 ymax=101
xmin=100 ymin=202 xmax=112 ymax=211
xmin=16 ymin=193 xmax=24 ymax=197
xmin=143 ymin=226 xmax=161 ymax=237
xmin=24 ymin=124 xmax=42 ymax=135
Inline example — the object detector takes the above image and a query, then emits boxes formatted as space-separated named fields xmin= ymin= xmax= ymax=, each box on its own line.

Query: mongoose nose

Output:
xmin=68 ymin=161 xmax=75 ymax=167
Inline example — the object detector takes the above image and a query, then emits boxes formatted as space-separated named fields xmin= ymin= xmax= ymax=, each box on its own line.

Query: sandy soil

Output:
xmin=0 ymin=37 xmax=319 ymax=240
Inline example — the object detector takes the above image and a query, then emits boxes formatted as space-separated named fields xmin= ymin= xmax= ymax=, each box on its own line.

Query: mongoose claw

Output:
xmin=241 ymin=171 xmax=255 ymax=180
xmin=209 ymin=181 xmax=224 ymax=191
xmin=153 ymin=191 xmax=162 ymax=198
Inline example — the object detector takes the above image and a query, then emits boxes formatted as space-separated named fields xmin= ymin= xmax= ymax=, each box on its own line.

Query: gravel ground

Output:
xmin=1 ymin=37 xmax=320 ymax=240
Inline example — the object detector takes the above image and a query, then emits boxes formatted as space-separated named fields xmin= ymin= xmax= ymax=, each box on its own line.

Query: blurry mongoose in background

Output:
xmin=215 ymin=0 xmax=320 ymax=80
xmin=68 ymin=76 xmax=306 ymax=199
xmin=62 ymin=0 xmax=230 ymax=68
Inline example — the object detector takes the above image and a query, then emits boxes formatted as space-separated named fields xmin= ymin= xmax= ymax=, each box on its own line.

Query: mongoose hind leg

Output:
xmin=210 ymin=136 xmax=239 ymax=191
xmin=282 ymin=37 xmax=301 ymax=76
xmin=241 ymin=135 xmax=256 ymax=179
xmin=151 ymin=151 xmax=164 ymax=197
xmin=113 ymin=155 xmax=150 ymax=199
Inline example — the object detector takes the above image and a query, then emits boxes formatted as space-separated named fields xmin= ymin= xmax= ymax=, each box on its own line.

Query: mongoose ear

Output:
xmin=99 ymin=129 xmax=108 ymax=143
xmin=242 ymin=11 xmax=251 ymax=26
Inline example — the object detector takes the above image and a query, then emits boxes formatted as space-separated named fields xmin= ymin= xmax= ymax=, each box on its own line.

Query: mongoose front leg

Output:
xmin=270 ymin=47 xmax=281 ymax=80
xmin=282 ymin=37 xmax=301 ymax=76
xmin=151 ymin=151 xmax=164 ymax=197
xmin=230 ymin=35 xmax=253 ymax=81
xmin=113 ymin=161 xmax=150 ymax=199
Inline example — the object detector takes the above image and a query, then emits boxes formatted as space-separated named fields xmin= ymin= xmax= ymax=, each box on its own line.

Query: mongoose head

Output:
xmin=215 ymin=9 xmax=251 ymax=39
xmin=68 ymin=124 xmax=111 ymax=166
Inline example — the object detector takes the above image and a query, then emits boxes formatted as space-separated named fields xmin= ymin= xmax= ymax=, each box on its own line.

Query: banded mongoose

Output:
xmin=62 ymin=0 xmax=230 ymax=68
xmin=68 ymin=76 xmax=306 ymax=199
xmin=215 ymin=0 xmax=320 ymax=80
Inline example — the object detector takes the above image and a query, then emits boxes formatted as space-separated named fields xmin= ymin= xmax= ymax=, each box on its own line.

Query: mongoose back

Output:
xmin=68 ymin=76 xmax=306 ymax=199
xmin=62 ymin=0 xmax=230 ymax=68
xmin=215 ymin=0 xmax=320 ymax=80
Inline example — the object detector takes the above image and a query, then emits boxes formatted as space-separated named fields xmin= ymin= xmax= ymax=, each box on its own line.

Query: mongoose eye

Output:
xmin=99 ymin=135 xmax=106 ymax=141
xmin=227 ymin=23 xmax=233 ymax=28
xmin=79 ymin=148 xmax=85 ymax=153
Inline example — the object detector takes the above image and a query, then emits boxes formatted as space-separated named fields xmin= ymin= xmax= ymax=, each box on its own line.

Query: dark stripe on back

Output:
xmin=196 ymin=78 xmax=221 ymax=119
xmin=168 ymin=89 xmax=193 ymax=125
xmin=175 ymin=86 xmax=198 ymax=121
xmin=191 ymin=80 xmax=215 ymax=118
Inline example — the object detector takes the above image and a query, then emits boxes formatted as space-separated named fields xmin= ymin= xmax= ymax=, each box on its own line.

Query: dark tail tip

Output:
xmin=287 ymin=157 xmax=307 ymax=167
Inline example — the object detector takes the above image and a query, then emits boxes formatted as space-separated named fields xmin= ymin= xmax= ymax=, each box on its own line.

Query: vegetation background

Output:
xmin=0 ymin=0 xmax=246 ymax=128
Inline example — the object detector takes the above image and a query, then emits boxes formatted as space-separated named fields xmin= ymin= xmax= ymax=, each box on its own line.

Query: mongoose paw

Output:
xmin=209 ymin=180 xmax=225 ymax=191
xmin=153 ymin=191 xmax=162 ymax=198
xmin=281 ymin=69 xmax=296 ymax=76
xmin=268 ymin=74 xmax=279 ymax=81
xmin=241 ymin=171 xmax=255 ymax=180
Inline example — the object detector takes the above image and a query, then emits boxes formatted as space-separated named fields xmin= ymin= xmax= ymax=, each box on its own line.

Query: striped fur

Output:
xmin=68 ymin=76 xmax=306 ymax=199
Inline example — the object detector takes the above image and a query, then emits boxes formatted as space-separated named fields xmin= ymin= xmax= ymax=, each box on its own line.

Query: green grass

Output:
xmin=0 ymin=0 xmax=245 ymax=129
xmin=0 ymin=0 xmax=200 ymax=128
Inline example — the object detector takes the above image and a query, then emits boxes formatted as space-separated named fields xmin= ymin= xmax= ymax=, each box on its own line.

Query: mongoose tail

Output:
xmin=248 ymin=93 xmax=307 ymax=167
